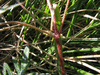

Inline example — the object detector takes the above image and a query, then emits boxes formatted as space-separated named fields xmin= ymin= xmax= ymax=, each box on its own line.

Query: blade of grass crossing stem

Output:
xmin=71 ymin=24 xmax=94 ymax=40
xmin=65 ymin=20 xmax=81 ymax=28
xmin=54 ymin=41 xmax=62 ymax=75
xmin=3 ymin=62 xmax=13 ymax=75
xmin=84 ymin=22 xmax=95 ymax=38
xmin=66 ymin=22 xmax=95 ymax=43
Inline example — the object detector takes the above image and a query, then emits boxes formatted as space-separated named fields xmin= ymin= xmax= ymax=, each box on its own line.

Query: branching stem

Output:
xmin=47 ymin=0 xmax=66 ymax=75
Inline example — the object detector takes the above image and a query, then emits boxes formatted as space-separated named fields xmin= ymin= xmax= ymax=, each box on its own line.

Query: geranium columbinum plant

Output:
xmin=0 ymin=0 xmax=70 ymax=75
xmin=47 ymin=0 xmax=70 ymax=75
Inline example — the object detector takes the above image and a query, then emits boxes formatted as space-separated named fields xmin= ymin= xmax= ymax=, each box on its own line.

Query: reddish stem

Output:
xmin=60 ymin=0 xmax=70 ymax=33
xmin=47 ymin=0 xmax=58 ymax=34
xmin=55 ymin=36 xmax=65 ymax=75
xmin=47 ymin=0 xmax=65 ymax=75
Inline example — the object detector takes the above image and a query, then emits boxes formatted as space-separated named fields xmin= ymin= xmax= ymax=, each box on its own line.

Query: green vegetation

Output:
xmin=0 ymin=0 xmax=100 ymax=75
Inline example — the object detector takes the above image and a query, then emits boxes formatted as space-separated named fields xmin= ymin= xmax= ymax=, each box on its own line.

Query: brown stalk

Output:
xmin=0 ymin=21 xmax=55 ymax=38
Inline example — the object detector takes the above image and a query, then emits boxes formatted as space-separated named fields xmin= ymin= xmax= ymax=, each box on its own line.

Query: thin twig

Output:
xmin=0 ymin=24 xmax=20 ymax=31
xmin=60 ymin=0 xmax=70 ymax=33
xmin=0 ymin=21 xmax=55 ymax=38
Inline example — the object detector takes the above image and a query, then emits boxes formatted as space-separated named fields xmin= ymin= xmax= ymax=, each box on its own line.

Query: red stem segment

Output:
xmin=47 ymin=0 xmax=58 ymax=34
xmin=60 ymin=0 xmax=70 ymax=33
xmin=55 ymin=37 xmax=65 ymax=75
xmin=47 ymin=0 xmax=65 ymax=75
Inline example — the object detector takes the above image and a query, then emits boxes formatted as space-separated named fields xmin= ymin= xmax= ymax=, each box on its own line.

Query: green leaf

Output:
xmin=12 ymin=57 xmax=21 ymax=75
xmin=53 ymin=4 xmax=61 ymax=30
xmin=3 ymin=62 xmax=13 ymax=75
xmin=22 ymin=46 xmax=30 ymax=60
xmin=20 ymin=46 xmax=30 ymax=75
xmin=2 ymin=63 xmax=6 ymax=75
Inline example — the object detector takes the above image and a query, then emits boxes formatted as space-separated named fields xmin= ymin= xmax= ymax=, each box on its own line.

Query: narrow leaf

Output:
xmin=2 ymin=63 xmax=6 ymax=75
xmin=53 ymin=4 xmax=61 ymax=30
xmin=20 ymin=46 xmax=30 ymax=74
xmin=2 ymin=62 xmax=13 ymax=75
xmin=12 ymin=57 xmax=21 ymax=74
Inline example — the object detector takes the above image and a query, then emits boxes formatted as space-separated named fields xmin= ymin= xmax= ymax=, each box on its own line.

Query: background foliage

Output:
xmin=0 ymin=0 xmax=100 ymax=75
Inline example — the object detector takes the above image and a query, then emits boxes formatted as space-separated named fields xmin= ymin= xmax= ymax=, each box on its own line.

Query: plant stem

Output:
xmin=0 ymin=21 xmax=55 ymax=38
xmin=60 ymin=0 xmax=70 ymax=33
xmin=47 ymin=0 xmax=65 ymax=74
xmin=55 ymin=37 xmax=65 ymax=75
